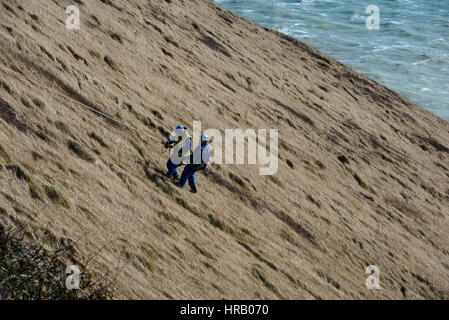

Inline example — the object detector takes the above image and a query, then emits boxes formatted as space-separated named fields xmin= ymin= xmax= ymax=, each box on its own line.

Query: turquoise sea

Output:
xmin=215 ymin=0 xmax=449 ymax=120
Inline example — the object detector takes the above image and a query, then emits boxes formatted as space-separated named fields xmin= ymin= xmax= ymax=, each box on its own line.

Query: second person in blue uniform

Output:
xmin=178 ymin=134 xmax=211 ymax=193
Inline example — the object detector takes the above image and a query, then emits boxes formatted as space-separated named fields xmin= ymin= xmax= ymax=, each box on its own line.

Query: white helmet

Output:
xmin=175 ymin=125 xmax=186 ymax=136
xmin=201 ymin=134 xmax=209 ymax=142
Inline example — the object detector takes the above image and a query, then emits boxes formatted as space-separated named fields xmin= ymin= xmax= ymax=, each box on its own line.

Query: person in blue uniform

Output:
xmin=177 ymin=134 xmax=211 ymax=193
xmin=164 ymin=125 xmax=192 ymax=183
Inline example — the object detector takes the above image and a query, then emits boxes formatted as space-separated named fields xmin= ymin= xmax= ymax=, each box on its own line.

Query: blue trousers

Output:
xmin=165 ymin=158 xmax=182 ymax=178
xmin=179 ymin=164 xmax=198 ymax=189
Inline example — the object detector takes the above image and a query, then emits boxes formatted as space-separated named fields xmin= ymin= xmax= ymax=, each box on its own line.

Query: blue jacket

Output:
xmin=189 ymin=144 xmax=211 ymax=171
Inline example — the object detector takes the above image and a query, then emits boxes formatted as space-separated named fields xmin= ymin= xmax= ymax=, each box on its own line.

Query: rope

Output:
xmin=0 ymin=64 xmax=163 ymax=143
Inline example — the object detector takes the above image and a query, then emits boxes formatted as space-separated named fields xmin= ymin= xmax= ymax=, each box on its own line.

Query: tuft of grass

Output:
xmin=67 ymin=140 xmax=95 ymax=162
xmin=158 ymin=126 xmax=170 ymax=139
xmin=88 ymin=49 xmax=101 ymax=59
xmin=143 ymin=161 xmax=176 ymax=195
xmin=32 ymin=151 xmax=44 ymax=161
xmin=378 ymin=152 xmax=393 ymax=163
xmin=55 ymin=121 xmax=72 ymax=135
xmin=229 ymin=172 xmax=246 ymax=188
xmin=354 ymin=174 xmax=368 ymax=190
xmin=32 ymin=97 xmax=45 ymax=109
xmin=109 ymin=32 xmax=123 ymax=44
xmin=0 ymin=144 xmax=11 ymax=163
xmin=315 ymin=269 xmax=341 ymax=290
xmin=175 ymin=197 xmax=189 ymax=209
xmin=338 ymin=155 xmax=349 ymax=165
xmin=124 ymin=103 xmax=156 ymax=130
xmin=269 ymin=175 xmax=284 ymax=187
xmin=104 ymin=55 xmax=116 ymax=70
xmin=21 ymin=96 xmax=33 ymax=109
xmin=207 ymin=214 xmax=236 ymax=236
xmin=88 ymin=132 xmax=108 ymax=148
xmin=131 ymin=141 xmax=145 ymax=158
xmin=158 ymin=211 xmax=187 ymax=229
xmin=55 ymin=162 xmax=66 ymax=172
xmin=28 ymin=183 xmax=42 ymax=200
xmin=251 ymin=266 xmax=283 ymax=298
xmin=5 ymin=165 xmax=30 ymax=182
xmin=39 ymin=45 xmax=54 ymax=61
xmin=175 ymin=197 xmax=204 ymax=218
xmin=44 ymin=186 xmax=69 ymax=208
xmin=306 ymin=194 xmax=321 ymax=208
xmin=0 ymin=80 xmax=13 ymax=95
xmin=347 ymin=168 xmax=369 ymax=190
xmin=152 ymin=110 xmax=163 ymax=120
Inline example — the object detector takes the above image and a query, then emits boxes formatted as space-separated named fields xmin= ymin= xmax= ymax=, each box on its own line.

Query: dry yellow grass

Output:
xmin=0 ymin=0 xmax=448 ymax=299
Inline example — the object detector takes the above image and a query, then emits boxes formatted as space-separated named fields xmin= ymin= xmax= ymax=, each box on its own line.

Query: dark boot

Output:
xmin=175 ymin=182 xmax=183 ymax=188
xmin=190 ymin=187 xmax=198 ymax=193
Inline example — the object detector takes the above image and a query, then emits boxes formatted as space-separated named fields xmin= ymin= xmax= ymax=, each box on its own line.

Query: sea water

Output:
xmin=215 ymin=0 xmax=449 ymax=120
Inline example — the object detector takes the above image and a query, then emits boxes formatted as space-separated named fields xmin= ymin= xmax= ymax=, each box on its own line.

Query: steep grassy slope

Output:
xmin=0 ymin=0 xmax=448 ymax=299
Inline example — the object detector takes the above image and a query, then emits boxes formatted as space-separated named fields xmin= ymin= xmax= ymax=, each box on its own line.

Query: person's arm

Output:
xmin=165 ymin=132 xmax=183 ymax=148
xmin=165 ymin=139 xmax=174 ymax=148
xmin=199 ymin=145 xmax=210 ymax=170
